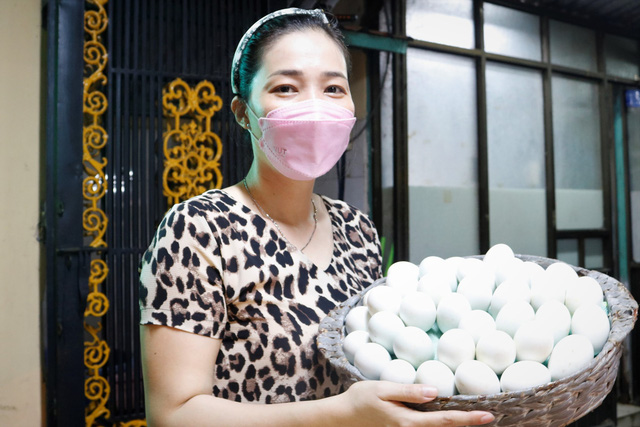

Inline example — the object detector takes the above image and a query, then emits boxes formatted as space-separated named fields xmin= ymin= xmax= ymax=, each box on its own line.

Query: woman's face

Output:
xmin=246 ymin=28 xmax=354 ymax=127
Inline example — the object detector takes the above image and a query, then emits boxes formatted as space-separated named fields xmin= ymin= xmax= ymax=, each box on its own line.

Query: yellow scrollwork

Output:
xmin=83 ymin=0 xmax=112 ymax=426
xmin=162 ymin=78 xmax=224 ymax=206
xmin=119 ymin=421 xmax=148 ymax=427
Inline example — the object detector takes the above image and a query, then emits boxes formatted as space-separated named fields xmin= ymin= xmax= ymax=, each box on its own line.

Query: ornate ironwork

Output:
xmin=162 ymin=78 xmax=224 ymax=206
xmin=82 ymin=0 xmax=115 ymax=425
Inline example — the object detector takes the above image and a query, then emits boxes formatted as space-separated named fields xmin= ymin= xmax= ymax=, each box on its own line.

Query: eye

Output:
xmin=326 ymin=85 xmax=346 ymax=95
xmin=274 ymin=85 xmax=295 ymax=94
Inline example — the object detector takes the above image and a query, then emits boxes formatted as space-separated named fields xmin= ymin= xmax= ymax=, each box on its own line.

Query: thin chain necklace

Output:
xmin=243 ymin=178 xmax=318 ymax=252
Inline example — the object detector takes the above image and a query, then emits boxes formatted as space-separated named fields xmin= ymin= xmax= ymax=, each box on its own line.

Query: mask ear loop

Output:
xmin=243 ymin=101 xmax=261 ymax=142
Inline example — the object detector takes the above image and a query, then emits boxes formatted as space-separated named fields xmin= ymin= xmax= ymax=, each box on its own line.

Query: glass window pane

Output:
xmin=604 ymin=35 xmax=640 ymax=79
xmin=486 ymin=63 xmax=547 ymax=256
xmin=484 ymin=3 xmax=541 ymax=61
xmin=407 ymin=49 xmax=478 ymax=261
xmin=406 ymin=0 xmax=474 ymax=49
xmin=550 ymin=20 xmax=597 ymax=72
xmin=557 ymin=239 xmax=579 ymax=266
xmin=552 ymin=76 xmax=604 ymax=230
xmin=585 ymin=238 xmax=604 ymax=269
xmin=629 ymin=100 xmax=640 ymax=262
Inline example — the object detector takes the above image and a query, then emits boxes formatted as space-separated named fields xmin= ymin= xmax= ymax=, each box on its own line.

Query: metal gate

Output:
xmin=45 ymin=0 xmax=287 ymax=425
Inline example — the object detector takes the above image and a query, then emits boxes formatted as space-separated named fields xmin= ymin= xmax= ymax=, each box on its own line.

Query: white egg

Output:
xmin=436 ymin=293 xmax=472 ymax=332
xmin=457 ymin=258 xmax=496 ymax=291
xmin=519 ymin=261 xmax=545 ymax=287
xmin=495 ymin=300 xmax=535 ymax=337
xmin=456 ymin=274 xmax=493 ymax=311
xmin=571 ymin=303 xmax=610 ymax=354
xmin=366 ymin=285 xmax=402 ymax=315
xmin=444 ymin=256 xmax=466 ymax=279
xmin=530 ymin=271 xmax=566 ymax=310
xmin=455 ymin=360 xmax=501 ymax=396
xmin=417 ymin=271 xmax=453 ymax=306
xmin=362 ymin=286 xmax=372 ymax=307
xmin=343 ymin=330 xmax=370 ymax=364
xmin=368 ymin=311 xmax=405 ymax=352
xmin=398 ymin=291 xmax=436 ymax=331
xmin=418 ymin=256 xmax=446 ymax=278
xmin=354 ymin=342 xmax=392 ymax=380
xmin=415 ymin=360 xmax=455 ymax=397
xmin=494 ymin=257 xmax=524 ymax=286
xmin=458 ymin=310 xmax=496 ymax=344
xmin=437 ymin=328 xmax=476 ymax=371
xmin=548 ymin=334 xmax=594 ymax=381
xmin=489 ymin=278 xmax=531 ymax=318
xmin=476 ymin=330 xmax=516 ymax=375
xmin=546 ymin=261 xmax=579 ymax=284
xmin=483 ymin=243 xmax=515 ymax=270
xmin=393 ymin=326 xmax=434 ymax=368
xmin=380 ymin=359 xmax=417 ymax=384
xmin=514 ymin=321 xmax=554 ymax=363
xmin=500 ymin=361 xmax=551 ymax=392
xmin=565 ymin=276 xmax=604 ymax=314
xmin=386 ymin=261 xmax=420 ymax=295
xmin=345 ymin=305 xmax=370 ymax=334
xmin=535 ymin=300 xmax=572 ymax=344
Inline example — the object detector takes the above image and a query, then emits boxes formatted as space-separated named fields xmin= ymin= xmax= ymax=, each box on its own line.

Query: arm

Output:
xmin=141 ymin=324 xmax=495 ymax=427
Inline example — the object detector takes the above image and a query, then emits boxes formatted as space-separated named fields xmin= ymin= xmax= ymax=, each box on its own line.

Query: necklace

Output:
xmin=243 ymin=178 xmax=318 ymax=252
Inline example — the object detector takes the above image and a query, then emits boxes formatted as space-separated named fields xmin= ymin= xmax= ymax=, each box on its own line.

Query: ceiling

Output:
xmin=290 ymin=0 xmax=640 ymax=40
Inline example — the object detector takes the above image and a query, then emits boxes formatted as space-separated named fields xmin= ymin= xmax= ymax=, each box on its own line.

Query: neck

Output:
xmin=244 ymin=163 xmax=316 ymax=226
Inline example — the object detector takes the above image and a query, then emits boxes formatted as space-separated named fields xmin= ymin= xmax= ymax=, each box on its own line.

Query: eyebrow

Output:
xmin=267 ymin=69 xmax=348 ymax=80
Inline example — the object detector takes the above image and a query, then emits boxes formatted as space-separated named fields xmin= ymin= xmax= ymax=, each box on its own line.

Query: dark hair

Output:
xmin=234 ymin=12 xmax=351 ymax=100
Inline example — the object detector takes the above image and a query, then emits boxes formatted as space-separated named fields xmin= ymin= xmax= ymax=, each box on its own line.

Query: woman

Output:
xmin=139 ymin=8 xmax=495 ymax=426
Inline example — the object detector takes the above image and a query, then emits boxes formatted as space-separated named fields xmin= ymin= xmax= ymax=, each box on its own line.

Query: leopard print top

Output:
xmin=139 ymin=189 xmax=382 ymax=403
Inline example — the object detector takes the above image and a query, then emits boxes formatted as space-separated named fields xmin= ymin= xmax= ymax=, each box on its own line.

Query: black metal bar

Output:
xmin=475 ymin=0 xmax=490 ymax=253
xmin=541 ymin=15 xmax=557 ymax=258
xmin=556 ymin=229 xmax=610 ymax=238
xmin=44 ymin=2 xmax=59 ymax=424
xmin=44 ymin=0 xmax=86 ymax=425
xmin=391 ymin=0 xmax=409 ymax=261
xmin=578 ymin=237 xmax=586 ymax=267
xmin=368 ymin=49 xmax=383 ymax=236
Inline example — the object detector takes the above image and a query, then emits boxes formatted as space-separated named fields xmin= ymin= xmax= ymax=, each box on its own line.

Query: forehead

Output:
xmin=259 ymin=29 xmax=348 ymax=75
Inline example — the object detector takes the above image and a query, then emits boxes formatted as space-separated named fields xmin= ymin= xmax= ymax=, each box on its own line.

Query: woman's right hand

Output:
xmin=338 ymin=380 xmax=495 ymax=427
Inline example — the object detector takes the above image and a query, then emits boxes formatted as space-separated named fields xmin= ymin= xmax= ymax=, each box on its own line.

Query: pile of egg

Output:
xmin=343 ymin=244 xmax=610 ymax=396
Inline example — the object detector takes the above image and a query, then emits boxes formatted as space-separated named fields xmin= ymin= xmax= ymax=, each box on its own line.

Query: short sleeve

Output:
xmin=139 ymin=202 xmax=227 ymax=339
xmin=359 ymin=211 xmax=384 ymax=281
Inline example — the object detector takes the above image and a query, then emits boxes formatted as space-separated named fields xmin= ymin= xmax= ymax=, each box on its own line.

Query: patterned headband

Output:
xmin=230 ymin=8 xmax=329 ymax=95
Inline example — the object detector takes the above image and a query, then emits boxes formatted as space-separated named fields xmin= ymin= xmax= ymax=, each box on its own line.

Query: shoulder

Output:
xmin=161 ymin=190 xmax=251 ymax=229
xmin=169 ymin=189 xmax=243 ymax=218
xmin=320 ymin=195 xmax=377 ymax=229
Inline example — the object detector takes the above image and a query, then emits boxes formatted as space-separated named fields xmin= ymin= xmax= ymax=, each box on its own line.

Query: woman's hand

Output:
xmin=338 ymin=380 xmax=495 ymax=427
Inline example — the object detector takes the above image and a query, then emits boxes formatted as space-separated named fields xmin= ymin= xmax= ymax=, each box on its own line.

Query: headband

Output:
xmin=230 ymin=8 xmax=329 ymax=95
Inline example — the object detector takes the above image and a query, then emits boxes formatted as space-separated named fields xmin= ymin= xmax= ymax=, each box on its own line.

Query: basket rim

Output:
xmin=317 ymin=254 xmax=638 ymax=404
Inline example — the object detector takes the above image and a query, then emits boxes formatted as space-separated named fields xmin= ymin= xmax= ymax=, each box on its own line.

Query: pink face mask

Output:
xmin=247 ymin=99 xmax=356 ymax=181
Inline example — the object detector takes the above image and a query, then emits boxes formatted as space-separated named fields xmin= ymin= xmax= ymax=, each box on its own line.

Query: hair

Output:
xmin=234 ymin=12 xmax=351 ymax=101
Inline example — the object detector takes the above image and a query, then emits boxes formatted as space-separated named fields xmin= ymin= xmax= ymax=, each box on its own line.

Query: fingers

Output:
xmin=374 ymin=381 xmax=439 ymax=404
xmin=425 ymin=410 xmax=495 ymax=426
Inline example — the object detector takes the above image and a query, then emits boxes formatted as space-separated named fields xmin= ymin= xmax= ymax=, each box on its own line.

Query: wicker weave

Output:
xmin=317 ymin=255 xmax=638 ymax=426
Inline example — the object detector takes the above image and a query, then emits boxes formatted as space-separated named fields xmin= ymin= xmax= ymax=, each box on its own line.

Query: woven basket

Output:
xmin=318 ymin=255 xmax=638 ymax=427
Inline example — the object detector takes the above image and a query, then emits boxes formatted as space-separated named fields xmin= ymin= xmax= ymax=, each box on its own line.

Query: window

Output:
xmin=406 ymin=49 xmax=479 ymax=260
xmin=486 ymin=62 xmax=546 ymax=255
xmin=484 ymin=3 xmax=541 ymax=61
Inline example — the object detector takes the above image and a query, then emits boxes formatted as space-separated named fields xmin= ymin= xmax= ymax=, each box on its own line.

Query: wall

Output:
xmin=0 ymin=0 xmax=43 ymax=425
